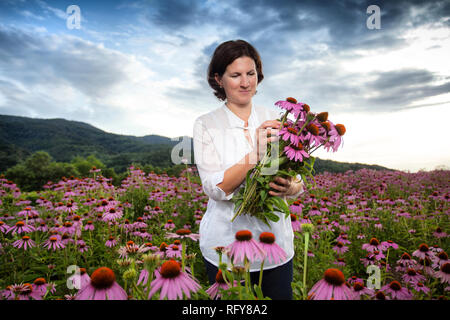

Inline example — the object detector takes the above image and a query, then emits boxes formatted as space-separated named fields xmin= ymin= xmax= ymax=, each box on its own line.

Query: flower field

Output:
xmin=0 ymin=166 xmax=448 ymax=300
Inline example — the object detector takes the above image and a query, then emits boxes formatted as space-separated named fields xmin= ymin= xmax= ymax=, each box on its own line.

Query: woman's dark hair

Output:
xmin=207 ymin=39 xmax=264 ymax=101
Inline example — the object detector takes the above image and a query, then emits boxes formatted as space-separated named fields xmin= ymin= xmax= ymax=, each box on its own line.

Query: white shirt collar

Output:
xmin=222 ymin=102 xmax=257 ymax=129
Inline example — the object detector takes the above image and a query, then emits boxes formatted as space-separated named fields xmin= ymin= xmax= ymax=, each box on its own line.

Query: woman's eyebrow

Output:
xmin=230 ymin=70 xmax=256 ymax=74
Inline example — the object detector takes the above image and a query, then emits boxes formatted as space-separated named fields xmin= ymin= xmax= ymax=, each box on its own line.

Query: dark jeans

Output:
xmin=203 ymin=258 xmax=293 ymax=300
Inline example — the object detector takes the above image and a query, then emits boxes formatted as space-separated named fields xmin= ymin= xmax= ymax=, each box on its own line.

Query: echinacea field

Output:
xmin=0 ymin=166 xmax=448 ymax=300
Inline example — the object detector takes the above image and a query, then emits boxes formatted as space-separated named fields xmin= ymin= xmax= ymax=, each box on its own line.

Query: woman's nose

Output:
xmin=240 ymin=76 xmax=250 ymax=87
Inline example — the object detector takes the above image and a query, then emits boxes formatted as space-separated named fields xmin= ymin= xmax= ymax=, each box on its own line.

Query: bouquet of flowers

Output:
xmin=231 ymin=97 xmax=346 ymax=227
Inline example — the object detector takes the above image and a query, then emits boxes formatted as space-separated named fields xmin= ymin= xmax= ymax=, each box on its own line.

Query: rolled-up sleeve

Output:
xmin=193 ymin=118 xmax=235 ymax=201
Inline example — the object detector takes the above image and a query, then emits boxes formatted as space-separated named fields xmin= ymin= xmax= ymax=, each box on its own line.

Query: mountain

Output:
xmin=0 ymin=114 xmax=192 ymax=173
xmin=0 ymin=114 xmax=390 ymax=174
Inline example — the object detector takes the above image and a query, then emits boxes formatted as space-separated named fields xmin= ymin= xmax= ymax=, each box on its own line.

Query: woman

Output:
xmin=193 ymin=39 xmax=304 ymax=300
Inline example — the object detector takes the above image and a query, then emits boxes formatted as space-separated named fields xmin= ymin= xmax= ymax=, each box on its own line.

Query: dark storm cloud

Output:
xmin=365 ymin=69 xmax=450 ymax=108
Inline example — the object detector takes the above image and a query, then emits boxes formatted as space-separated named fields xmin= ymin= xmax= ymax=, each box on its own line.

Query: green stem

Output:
xmin=303 ymin=232 xmax=310 ymax=300
xmin=258 ymin=260 xmax=265 ymax=288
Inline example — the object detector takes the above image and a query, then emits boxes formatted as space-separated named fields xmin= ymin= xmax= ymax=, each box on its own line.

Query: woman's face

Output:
xmin=215 ymin=56 xmax=258 ymax=106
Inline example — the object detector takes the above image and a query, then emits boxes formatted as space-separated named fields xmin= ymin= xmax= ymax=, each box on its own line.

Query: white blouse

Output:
xmin=193 ymin=102 xmax=304 ymax=271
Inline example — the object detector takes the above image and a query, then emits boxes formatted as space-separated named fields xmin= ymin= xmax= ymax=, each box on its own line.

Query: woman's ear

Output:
xmin=214 ymin=73 xmax=222 ymax=88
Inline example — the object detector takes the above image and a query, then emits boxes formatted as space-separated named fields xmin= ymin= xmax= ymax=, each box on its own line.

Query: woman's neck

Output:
xmin=225 ymin=100 xmax=252 ymax=122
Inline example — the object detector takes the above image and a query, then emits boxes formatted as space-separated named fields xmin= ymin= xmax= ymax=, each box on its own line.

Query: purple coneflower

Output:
xmin=32 ymin=278 xmax=49 ymax=297
xmin=308 ymin=268 xmax=354 ymax=300
xmin=226 ymin=230 xmax=265 ymax=264
xmin=258 ymin=232 xmax=287 ymax=264
xmin=412 ymin=243 xmax=432 ymax=260
xmin=412 ymin=282 xmax=430 ymax=294
xmin=9 ymin=283 xmax=42 ymax=300
xmin=166 ymin=244 xmax=182 ymax=259
xmin=333 ymin=241 xmax=349 ymax=255
xmin=148 ymin=260 xmax=201 ymax=300
xmin=402 ymin=268 xmax=426 ymax=284
xmin=436 ymin=251 xmax=449 ymax=267
xmin=105 ymin=235 xmax=118 ymax=248
xmin=362 ymin=237 xmax=388 ymax=253
xmin=284 ymin=141 xmax=309 ymax=162
xmin=381 ymin=281 xmax=413 ymax=300
xmin=42 ymin=235 xmax=65 ymax=251
xmin=351 ymin=281 xmax=374 ymax=299
xmin=433 ymin=227 xmax=448 ymax=239
xmin=435 ymin=263 xmax=450 ymax=284
xmin=166 ymin=228 xmax=200 ymax=241
xmin=12 ymin=235 xmax=36 ymax=250
xmin=7 ymin=220 xmax=35 ymax=235
xmin=102 ymin=207 xmax=123 ymax=222
xmin=68 ymin=267 xmax=91 ymax=290
xmin=290 ymin=214 xmax=301 ymax=232
xmin=77 ymin=240 xmax=89 ymax=253
xmin=84 ymin=220 xmax=95 ymax=231
xmin=164 ymin=219 xmax=176 ymax=230
xmin=76 ymin=267 xmax=127 ymax=300
xmin=279 ymin=122 xmax=301 ymax=145
xmin=205 ymin=270 xmax=233 ymax=300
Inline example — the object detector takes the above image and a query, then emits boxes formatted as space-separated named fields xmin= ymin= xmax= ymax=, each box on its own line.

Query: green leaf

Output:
xmin=264 ymin=211 xmax=280 ymax=223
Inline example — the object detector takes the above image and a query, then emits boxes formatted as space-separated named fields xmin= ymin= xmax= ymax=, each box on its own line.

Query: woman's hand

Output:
xmin=269 ymin=176 xmax=304 ymax=197
xmin=253 ymin=120 xmax=281 ymax=161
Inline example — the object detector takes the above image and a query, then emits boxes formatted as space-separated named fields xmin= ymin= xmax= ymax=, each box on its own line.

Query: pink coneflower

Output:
xmin=412 ymin=282 xmax=430 ymax=294
xmin=333 ymin=241 xmax=349 ymax=255
xmin=435 ymin=263 xmax=450 ymax=284
xmin=351 ymin=281 xmax=374 ymax=299
xmin=279 ymin=122 xmax=301 ymax=145
xmin=395 ymin=252 xmax=418 ymax=272
xmin=12 ymin=235 xmax=36 ymax=250
xmin=402 ymin=268 xmax=426 ymax=284
xmin=290 ymin=214 xmax=301 ymax=232
xmin=303 ymin=122 xmax=324 ymax=147
xmin=226 ymin=230 xmax=265 ymax=264
xmin=42 ymin=235 xmax=65 ymax=251
xmin=384 ymin=240 xmax=399 ymax=250
xmin=17 ymin=207 xmax=39 ymax=219
xmin=166 ymin=228 xmax=200 ymax=241
xmin=117 ymin=241 xmax=146 ymax=259
xmin=36 ymin=221 xmax=48 ymax=232
xmin=32 ymin=278 xmax=49 ymax=297
xmin=0 ymin=221 xmax=9 ymax=233
xmin=308 ymin=268 xmax=354 ymax=300
xmin=362 ymin=237 xmax=388 ymax=253
xmin=205 ymin=270 xmax=233 ymax=300
xmin=258 ymin=232 xmax=287 ymax=264
xmin=84 ymin=220 xmax=95 ymax=231
xmin=333 ymin=258 xmax=346 ymax=267
xmin=381 ymin=281 xmax=413 ymax=300
xmin=166 ymin=244 xmax=182 ymax=259
xmin=275 ymin=97 xmax=301 ymax=113
xmin=412 ymin=243 xmax=432 ymax=260
xmin=436 ymin=251 xmax=449 ymax=267
xmin=433 ymin=227 xmax=447 ymax=239
xmin=284 ymin=141 xmax=309 ymax=162
xmin=8 ymin=283 xmax=42 ymax=300
xmin=372 ymin=290 xmax=390 ymax=300
xmin=68 ymin=267 xmax=91 ymax=290
xmin=76 ymin=267 xmax=127 ymax=300
xmin=164 ymin=219 xmax=176 ymax=230
xmin=77 ymin=240 xmax=89 ymax=253
xmin=7 ymin=220 xmax=35 ymax=235
xmin=105 ymin=236 xmax=118 ymax=248
xmin=148 ymin=260 xmax=201 ymax=300
xmin=102 ymin=207 xmax=123 ymax=222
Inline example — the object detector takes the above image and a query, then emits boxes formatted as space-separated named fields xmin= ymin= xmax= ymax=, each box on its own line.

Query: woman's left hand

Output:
xmin=268 ymin=176 xmax=303 ymax=197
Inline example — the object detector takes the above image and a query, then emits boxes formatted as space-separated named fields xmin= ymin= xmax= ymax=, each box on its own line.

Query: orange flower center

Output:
xmin=306 ymin=123 xmax=319 ymax=136
xmin=160 ymin=260 xmax=181 ymax=279
xmin=259 ymin=232 xmax=275 ymax=244
xmin=34 ymin=278 xmax=46 ymax=285
xmin=324 ymin=268 xmax=345 ymax=286
xmin=286 ymin=97 xmax=297 ymax=104
xmin=335 ymin=124 xmax=346 ymax=136
xmin=235 ymin=230 xmax=252 ymax=241
xmin=317 ymin=112 xmax=328 ymax=122
xmin=176 ymin=229 xmax=191 ymax=235
xmin=441 ymin=263 xmax=450 ymax=274
xmin=90 ymin=267 xmax=116 ymax=289
xmin=419 ymin=243 xmax=429 ymax=252
xmin=369 ymin=238 xmax=379 ymax=246
xmin=389 ymin=281 xmax=402 ymax=291
xmin=215 ymin=270 xmax=226 ymax=284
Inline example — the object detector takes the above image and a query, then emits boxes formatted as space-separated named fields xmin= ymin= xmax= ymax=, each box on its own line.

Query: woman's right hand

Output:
xmin=253 ymin=120 xmax=281 ymax=161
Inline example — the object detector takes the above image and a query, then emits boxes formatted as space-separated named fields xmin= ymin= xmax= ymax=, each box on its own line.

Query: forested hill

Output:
xmin=0 ymin=114 xmax=390 ymax=175
xmin=0 ymin=114 xmax=190 ymax=173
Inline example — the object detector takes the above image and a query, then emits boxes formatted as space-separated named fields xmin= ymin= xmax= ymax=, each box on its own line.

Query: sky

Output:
xmin=0 ymin=0 xmax=449 ymax=172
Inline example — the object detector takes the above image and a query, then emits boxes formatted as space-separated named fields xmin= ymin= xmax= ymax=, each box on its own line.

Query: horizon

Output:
xmin=0 ymin=0 xmax=449 ymax=172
